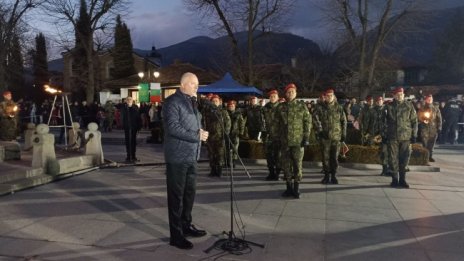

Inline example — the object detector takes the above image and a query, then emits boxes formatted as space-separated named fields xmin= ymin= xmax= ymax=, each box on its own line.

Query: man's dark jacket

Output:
xmin=162 ymin=90 xmax=202 ymax=163
xmin=121 ymin=104 xmax=142 ymax=131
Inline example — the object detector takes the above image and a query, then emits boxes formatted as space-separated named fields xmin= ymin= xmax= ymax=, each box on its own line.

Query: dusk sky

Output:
xmin=31 ymin=0 xmax=464 ymax=59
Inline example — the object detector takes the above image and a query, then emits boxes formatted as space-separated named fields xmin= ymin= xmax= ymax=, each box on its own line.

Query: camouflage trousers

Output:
xmin=281 ymin=145 xmax=304 ymax=182
xmin=207 ymin=138 xmax=226 ymax=167
xmin=321 ymin=139 xmax=341 ymax=174
xmin=379 ymin=143 xmax=389 ymax=166
xmin=420 ymin=132 xmax=438 ymax=159
xmin=388 ymin=140 xmax=411 ymax=178
xmin=0 ymin=117 xmax=17 ymax=141
xmin=225 ymin=136 xmax=240 ymax=163
xmin=265 ymin=139 xmax=281 ymax=170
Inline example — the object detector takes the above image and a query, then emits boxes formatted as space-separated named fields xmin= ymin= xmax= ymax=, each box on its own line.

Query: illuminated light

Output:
xmin=424 ymin=111 xmax=431 ymax=119
xmin=44 ymin=85 xmax=62 ymax=94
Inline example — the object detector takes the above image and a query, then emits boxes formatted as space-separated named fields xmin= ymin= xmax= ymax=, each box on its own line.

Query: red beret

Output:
xmin=366 ymin=95 xmax=373 ymax=101
xmin=268 ymin=89 xmax=278 ymax=96
xmin=325 ymin=88 xmax=335 ymax=94
xmin=249 ymin=96 xmax=257 ymax=100
xmin=206 ymin=93 xmax=214 ymax=99
xmin=211 ymin=94 xmax=220 ymax=100
xmin=3 ymin=91 xmax=11 ymax=96
xmin=284 ymin=83 xmax=297 ymax=92
xmin=376 ymin=96 xmax=383 ymax=102
xmin=227 ymin=100 xmax=236 ymax=106
xmin=425 ymin=94 xmax=433 ymax=98
xmin=393 ymin=87 xmax=404 ymax=94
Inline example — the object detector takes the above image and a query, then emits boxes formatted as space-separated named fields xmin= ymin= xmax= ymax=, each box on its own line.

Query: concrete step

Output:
xmin=0 ymin=167 xmax=44 ymax=183
xmin=0 ymin=174 xmax=55 ymax=195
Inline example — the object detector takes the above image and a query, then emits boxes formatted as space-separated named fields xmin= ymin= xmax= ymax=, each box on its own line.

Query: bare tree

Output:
xmin=0 ymin=0 xmax=43 ymax=93
xmin=317 ymin=0 xmax=427 ymax=97
xmin=184 ymin=0 xmax=294 ymax=86
xmin=43 ymin=0 xmax=130 ymax=103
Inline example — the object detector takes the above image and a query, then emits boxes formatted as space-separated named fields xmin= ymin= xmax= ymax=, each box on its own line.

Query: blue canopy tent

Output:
xmin=198 ymin=73 xmax=263 ymax=96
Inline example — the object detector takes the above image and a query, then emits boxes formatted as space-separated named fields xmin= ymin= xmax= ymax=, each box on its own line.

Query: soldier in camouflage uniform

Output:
xmin=263 ymin=90 xmax=282 ymax=181
xmin=0 ymin=91 xmax=19 ymax=141
xmin=226 ymin=100 xmax=245 ymax=168
xmin=366 ymin=96 xmax=390 ymax=175
xmin=359 ymin=96 xmax=374 ymax=145
xmin=382 ymin=87 xmax=418 ymax=188
xmin=104 ymin=100 xmax=116 ymax=132
xmin=204 ymin=95 xmax=231 ymax=177
xmin=245 ymin=96 xmax=264 ymax=140
xmin=277 ymin=84 xmax=312 ymax=199
xmin=313 ymin=89 xmax=347 ymax=184
xmin=418 ymin=94 xmax=442 ymax=162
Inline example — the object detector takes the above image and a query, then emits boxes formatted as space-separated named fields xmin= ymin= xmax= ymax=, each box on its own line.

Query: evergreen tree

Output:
xmin=32 ymin=33 xmax=49 ymax=102
xmin=6 ymin=34 xmax=25 ymax=97
xmin=111 ymin=15 xmax=136 ymax=79
xmin=426 ymin=10 xmax=464 ymax=84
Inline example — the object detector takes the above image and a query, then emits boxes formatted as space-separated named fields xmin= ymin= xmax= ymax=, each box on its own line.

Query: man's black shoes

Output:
xmin=183 ymin=224 xmax=207 ymax=237
xmin=169 ymin=237 xmax=193 ymax=250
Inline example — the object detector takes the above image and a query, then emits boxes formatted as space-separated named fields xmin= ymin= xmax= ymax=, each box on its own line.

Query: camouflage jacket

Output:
xmin=418 ymin=103 xmax=442 ymax=135
xmin=366 ymin=105 xmax=386 ymax=136
xmin=262 ymin=101 xmax=281 ymax=140
xmin=227 ymin=110 xmax=245 ymax=139
xmin=382 ymin=100 xmax=418 ymax=141
xmin=313 ymin=101 xmax=347 ymax=141
xmin=359 ymin=105 xmax=373 ymax=135
xmin=277 ymin=99 xmax=312 ymax=146
xmin=204 ymin=107 xmax=231 ymax=141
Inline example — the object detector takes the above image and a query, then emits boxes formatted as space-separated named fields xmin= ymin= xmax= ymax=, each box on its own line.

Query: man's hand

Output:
xmin=200 ymin=129 xmax=209 ymax=142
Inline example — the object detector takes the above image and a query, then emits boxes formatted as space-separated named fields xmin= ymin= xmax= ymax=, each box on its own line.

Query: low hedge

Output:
xmin=238 ymin=140 xmax=429 ymax=166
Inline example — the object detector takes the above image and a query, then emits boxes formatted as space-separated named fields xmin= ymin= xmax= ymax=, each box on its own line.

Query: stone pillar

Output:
xmin=85 ymin=122 xmax=104 ymax=165
xmin=24 ymin=123 xmax=36 ymax=150
xmin=68 ymin=122 xmax=82 ymax=149
xmin=32 ymin=124 xmax=56 ymax=168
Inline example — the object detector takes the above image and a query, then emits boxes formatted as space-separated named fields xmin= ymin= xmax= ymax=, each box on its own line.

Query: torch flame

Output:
xmin=424 ymin=111 xmax=431 ymax=119
xmin=44 ymin=85 xmax=62 ymax=94
xmin=13 ymin=105 xmax=17 ymax=112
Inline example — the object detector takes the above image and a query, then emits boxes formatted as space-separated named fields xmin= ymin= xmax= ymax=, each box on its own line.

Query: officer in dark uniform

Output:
xmin=366 ymin=96 xmax=389 ymax=175
xmin=245 ymin=96 xmax=264 ymax=140
xmin=121 ymin=96 xmax=142 ymax=163
xmin=359 ymin=96 xmax=374 ymax=145
xmin=263 ymin=89 xmax=282 ymax=181
xmin=442 ymin=98 xmax=462 ymax=144
xmin=382 ymin=87 xmax=418 ymax=188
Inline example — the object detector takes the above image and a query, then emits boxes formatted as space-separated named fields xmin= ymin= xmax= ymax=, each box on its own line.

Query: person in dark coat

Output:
xmin=121 ymin=96 xmax=142 ymax=162
xmin=162 ymin=72 xmax=209 ymax=250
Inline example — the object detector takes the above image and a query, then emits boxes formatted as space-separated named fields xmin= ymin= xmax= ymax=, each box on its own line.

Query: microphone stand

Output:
xmin=204 ymin=105 xmax=264 ymax=254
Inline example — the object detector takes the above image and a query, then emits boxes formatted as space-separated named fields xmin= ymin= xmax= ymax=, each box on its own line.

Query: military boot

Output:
xmin=321 ymin=173 xmax=330 ymax=184
xmin=390 ymin=175 xmax=399 ymax=188
xmin=274 ymin=168 xmax=282 ymax=180
xmin=216 ymin=166 xmax=223 ymax=177
xmin=398 ymin=172 xmax=409 ymax=189
xmin=380 ymin=165 xmax=387 ymax=176
xmin=293 ymin=182 xmax=300 ymax=199
xmin=282 ymin=181 xmax=293 ymax=197
xmin=330 ymin=172 xmax=338 ymax=184
xmin=209 ymin=166 xmax=216 ymax=177
xmin=265 ymin=168 xmax=275 ymax=181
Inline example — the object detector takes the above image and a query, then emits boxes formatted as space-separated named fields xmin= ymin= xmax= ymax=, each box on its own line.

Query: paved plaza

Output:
xmin=0 ymin=137 xmax=464 ymax=260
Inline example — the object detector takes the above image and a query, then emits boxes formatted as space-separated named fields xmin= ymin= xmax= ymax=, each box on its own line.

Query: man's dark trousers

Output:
xmin=124 ymin=128 xmax=137 ymax=160
xmin=166 ymin=162 xmax=197 ymax=240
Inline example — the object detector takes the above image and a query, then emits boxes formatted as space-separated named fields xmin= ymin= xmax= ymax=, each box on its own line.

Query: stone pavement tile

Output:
xmin=282 ymin=201 xmax=326 ymax=219
xmin=382 ymin=188 xmax=425 ymax=199
xmin=326 ymin=193 xmax=394 ymax=210
xmin=6 ymin=217 xmax=127 ymax=245
xmin=326 ymin=205 xmax=402 ymax=224
xmin=0 ymin=235 xmax=158 ymax=261
xmin=0 ymin=257 xmax=22 ymax=260
xmin=441 ymin=212 xmax=464 ymax=229
xmin=274 ymin=216 xmax=325 ymax=239
xmin=325 ymin=220 xmax=421 ymax=252
xmin=252 ymin=199 xmax=286 ymax=216
xmin=256 ymin=236 xmax=324 ymax=261
xmin=326 ymin=185 xmax=386 ymax=197
xmin=397 ymin=209 xmax=454 ymax=229
xmin=94 ymin=222 xmax=169 ymax=251
xmin=428 ymin=199 xmax=464 ymax=214
xmin=419 ymin=190 xmax=464 ymax=201
xmin=296 ymin=189 xmax=326 ymax=203
xmin=326 ymin=244 xmax=429 ymax=261
xmin=0 ymin=217 xmax=44 ymax=236
xmin=427 ymin=251 xmax=464 ymax=261
xmin=389 ymin=197 xmax=441 ymax=212
xmin=409 ymin=226 xmax=464 ymax=254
